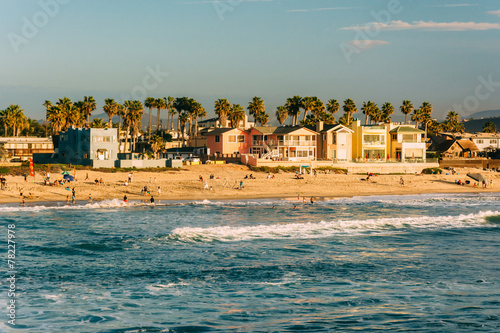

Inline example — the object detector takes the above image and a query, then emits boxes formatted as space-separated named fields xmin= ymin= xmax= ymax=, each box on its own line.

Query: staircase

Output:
xmin=261 ymin=142 xmax=278 ymax=159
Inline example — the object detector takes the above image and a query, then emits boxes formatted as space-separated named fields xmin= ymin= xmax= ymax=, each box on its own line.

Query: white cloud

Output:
xmin=341 ymin=20 xmax=500 ymax=31
xmin=488 ymin=10 xmax=500 ymax=17
xmin=287 ymin=7 xmax=359 ymax=13
xmin=347 ymin=40 xmax=390 ymax=50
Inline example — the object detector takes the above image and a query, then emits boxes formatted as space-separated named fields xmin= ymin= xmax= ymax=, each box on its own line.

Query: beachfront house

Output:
xmin=206 ymin=128 xmax=250 ymax=156
xmin=431 ymin=138 xmax=480 ymax=158
xmin=248 ymin=126 xmax=318 ymax=161
xmin=350 ymin=119 xmax=388 ymax=161
xmin=389 ymin=126 xmax=426 ymax=162
xmin=312 ymin=122 xmax=353 ymax=161
xmin=33 ymin=127 xmax=119 ymax=168
xmin=0 ymin=137 xmax=54 ymax=162
xmin=462 ymin=133 xmax=500 ymax=152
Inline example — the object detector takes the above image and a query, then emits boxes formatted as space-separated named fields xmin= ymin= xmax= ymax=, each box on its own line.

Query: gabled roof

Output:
xmin=252 ymin=126 xmax=318 ymax=135
xmin=389 ymin=126 xmax=425 ymax=134
xmin=305 ymin=123 xmax=353 ymax=133
xmin=251 ymin=126 xmax=277 ymax=134
xmin=457 ymin=139 xmax=479 ymax=151
xmin=435 ymin=140 xmax=457 ymax=153
xmin=206 ymin=128 xmax=245 ymax=135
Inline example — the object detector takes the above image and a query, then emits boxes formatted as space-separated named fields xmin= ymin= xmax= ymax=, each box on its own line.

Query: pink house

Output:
xmin=248 ymin=126 xmax=318 ymax=161
xmin=206 ymin=128 xmax=250 ymax=155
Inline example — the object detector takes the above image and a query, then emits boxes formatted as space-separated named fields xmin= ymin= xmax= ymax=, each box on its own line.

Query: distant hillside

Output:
xmin=463 ymin=116 xmax=500 ymax=133
xmin=466 ymin=109 xmax=500 ymax=120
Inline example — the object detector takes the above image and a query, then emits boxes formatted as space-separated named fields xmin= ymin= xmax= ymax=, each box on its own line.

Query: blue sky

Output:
xmin=1 ymin=0 xmax=499 ymax=123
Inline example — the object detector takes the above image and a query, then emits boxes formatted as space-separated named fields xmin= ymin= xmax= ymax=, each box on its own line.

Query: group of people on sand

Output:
xmin=244 ymin=174 xmax=256 ymax=179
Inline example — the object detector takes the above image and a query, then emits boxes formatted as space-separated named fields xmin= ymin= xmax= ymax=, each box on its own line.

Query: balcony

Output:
xmin=363 ymin=141 xmax=385 ymax=146
xmin=252 ymin=140 xmax=316 ymax=147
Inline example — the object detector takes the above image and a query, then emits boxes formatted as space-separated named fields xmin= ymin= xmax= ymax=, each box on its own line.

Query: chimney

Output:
xmin=316 ymin=121 xmax=324 ymax=132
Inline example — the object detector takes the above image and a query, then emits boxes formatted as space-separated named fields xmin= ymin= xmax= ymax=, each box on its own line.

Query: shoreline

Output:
xmin=1 ymin=164 xmax=499 ymax=205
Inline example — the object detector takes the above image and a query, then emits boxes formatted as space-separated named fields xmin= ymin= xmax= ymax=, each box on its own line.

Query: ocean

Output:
xmin=1 ymin=193 xmax=500 ymax=332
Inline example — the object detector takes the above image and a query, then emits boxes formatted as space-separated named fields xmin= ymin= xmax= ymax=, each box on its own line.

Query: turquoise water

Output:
xmin=1 ymin=193 xmax=500 ymax=332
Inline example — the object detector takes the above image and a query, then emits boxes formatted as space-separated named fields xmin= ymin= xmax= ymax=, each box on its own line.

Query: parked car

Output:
xmin=184 ymin=156 xmax=200 ymax=163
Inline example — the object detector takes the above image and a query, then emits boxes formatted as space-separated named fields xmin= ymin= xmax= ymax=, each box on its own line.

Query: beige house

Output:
xmin=389 ymin=126 xmax=426 ymax=161
xmin=312 ymin=122 xmax=353 ymax=161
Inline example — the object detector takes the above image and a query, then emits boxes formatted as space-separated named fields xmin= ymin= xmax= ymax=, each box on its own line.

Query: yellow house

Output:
xmin=350 ymin=119 xmax=388 ymax=161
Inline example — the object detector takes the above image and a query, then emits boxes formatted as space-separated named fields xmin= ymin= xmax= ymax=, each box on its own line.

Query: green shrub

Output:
xmin=422 ymin=167 xmax=442 ymax=174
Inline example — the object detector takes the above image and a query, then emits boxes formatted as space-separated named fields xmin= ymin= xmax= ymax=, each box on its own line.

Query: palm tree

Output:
xmin=275 ymin=106 xmax=288 ymax=126
xmin=361 ymin=101 xmax=377 ymax=124
xmin=214 ymin=98 xmax=231 ymax=127
xmin=155 ymin=97 xmax=166 ymax=132
xmin=400 ymin=100 xmax=413 ymax=124
xmin=46 ymin=105 xmax=65 ymax=135
xmin=12 ymin=108 xmax=27 ymax=136
xmin=411 ymin=108 xmax=424 ymax=129
xmin=228 ymin=104 xmax=245 ymax=128
xmin=2 ymin=105 xmax=24 ymax=136
xmin=82 ymin=96 xmax=97 ymax=127
xmin=163 ymin=96 xmax=175 ymax=131
xmin=144 ymin=97 xmax=155 ymax=139
xmin=326 ymin=99 xmax=340 ymax=118
xmin=43 ymin=100 xmax=52 ymax=136
xmin=483 ymin=121 xmax=497 ymax=133
xmin=123 ymin=100 xmax=144 ymax=152
xmin=381 ymin=102 xmax=394 ymax=123
xmin=103 ymin=98 xmax=118 ymax=128
xmin=90 ymin=118 xmax=108 ymax=128
xmin=443 ymin=111 xmax=462 ymax=133
xmin=247 ymin=97 xmax=265 ymax=123
xmin=190 ymin=100 xmax=206 ymax=136
xmin=174 ymin=97 xmax=190 ymax=136
xmin=55 ymin=97 xmax=75 ymax=130
xmin=419 ymin=101 xmax=433 ymax=116
xmin=149 ymin=135 xmax=163 ymax=158
xmin=302 ymin=96 xmax=319 ymax=122
xmin=178 ymin=112 xmax=190 ymax=145
xmin=116 ymin=103 xmax=126 ymax=152
xmin=256 ymin=112 xmax=270 ymax=126
xmin=285 ymin=95 xmax=303 ymax=126
xmin=342 ymin=98 xmax=357 ymax=125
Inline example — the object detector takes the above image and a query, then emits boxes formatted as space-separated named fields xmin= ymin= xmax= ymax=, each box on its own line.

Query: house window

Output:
xmin=297 ymin=151 xmax=308 ymax=157
xmin=333 ymin=134 xmax=336 ymax=145
xmin=490 ymin=139 xmax=497 ymax=144
xmin=237 ymin=135 xmax=245 ymax=143
xmin=228 ymin=136 xmax=236 ymax=143
xmin=323 ymin=134 xmax=326 ymax=141
xmin=215 ymin=135 xmax=220 ymax=143
xmin=477 ymin=139 xmax=484 ymax=144
xmin=392 ymin=134 xmax=397 ymax=140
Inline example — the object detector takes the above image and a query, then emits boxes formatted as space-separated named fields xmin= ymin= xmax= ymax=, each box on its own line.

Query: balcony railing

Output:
xmin=363 ymin=141 xmax=385 ymax=146
xmin=252 ymin=140 xmax=316 ymax=147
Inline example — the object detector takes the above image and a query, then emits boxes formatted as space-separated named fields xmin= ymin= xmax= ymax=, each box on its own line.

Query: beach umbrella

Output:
xmin=61 ymin=171 xmax=70 ymax=175
xmin=63 ymin=174 xmax=75 ymax=182
xmin=467 ymin=173 xmax=486 ymax=182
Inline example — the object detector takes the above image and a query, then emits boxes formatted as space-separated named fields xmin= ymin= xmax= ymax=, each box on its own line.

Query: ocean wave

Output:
xmin=166 ymin=210 xmax=500 ymax=243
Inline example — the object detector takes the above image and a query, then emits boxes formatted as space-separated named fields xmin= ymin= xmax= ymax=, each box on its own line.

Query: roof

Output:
xmin=251 ymin=126 xmax=318 ymax=135
xmin=198 ymin=117 xmax=218 ymax=124
xmin=206 ymin=128 xmax=243 ymax=135
xmin=251 ymin=126 xmax=278 ymax=134
xmin=457 ymin=139 xmax=479 ymax=151
xmin=389 ymin=126 xmax=425 ymax=134
xmin=165 ymin=147 xmax=199 ymax=153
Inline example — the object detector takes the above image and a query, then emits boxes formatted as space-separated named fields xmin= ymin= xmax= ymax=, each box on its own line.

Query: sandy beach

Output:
xmin=0 ymin=164 xmax=499 ymax=204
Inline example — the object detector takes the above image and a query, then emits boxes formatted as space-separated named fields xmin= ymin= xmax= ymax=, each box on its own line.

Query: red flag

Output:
xmin=29 ymin=158 xmax=35 ymax=177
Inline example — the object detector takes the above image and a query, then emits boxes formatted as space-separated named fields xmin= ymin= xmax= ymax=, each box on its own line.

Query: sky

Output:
xmin=1 ymin=0 xmax=499 ymax=124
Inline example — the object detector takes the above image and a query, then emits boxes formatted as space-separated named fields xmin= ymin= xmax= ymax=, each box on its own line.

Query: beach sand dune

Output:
xmin=1 ymin=165 xmax=498 ymax=204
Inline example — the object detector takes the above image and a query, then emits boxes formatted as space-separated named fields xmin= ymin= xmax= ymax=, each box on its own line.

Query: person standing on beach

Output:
xmin=400 ymin=177 xmax=404 ymax=187
xmin=150 ymin=196 xmax=155 ymax=204
xmin=239 ymin=180 xmax=243 ymax=189
xmin=123 ymin=195 xmax=127 ymax=203
xmin=158 ymin=186 xmax=161 ymax=195
xmin=88 ymin=193 xmax=92 ymax=204
xmin=310 ymin=197 xmax=314 ymax=204
xmin=72 ymin=195 xmax=75 ymax=204
xmin=66 ymin=195 xmax=69 ymax=205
